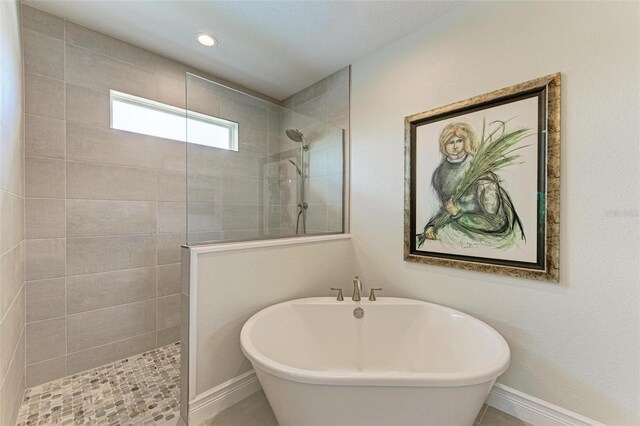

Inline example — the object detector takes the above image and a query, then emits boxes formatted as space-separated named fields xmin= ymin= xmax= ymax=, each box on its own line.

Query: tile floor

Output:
xmin=14 ymin=342 xmax=529 ymax=426
xmin=16 ymin=342 xmax=181 ymax=425
xmin=205 ymin=390 xmax=531 ymax=426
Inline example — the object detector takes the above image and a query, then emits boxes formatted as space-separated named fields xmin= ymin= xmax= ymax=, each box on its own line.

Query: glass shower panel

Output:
xmin=186 ymin=73 xmax=344 ymax=245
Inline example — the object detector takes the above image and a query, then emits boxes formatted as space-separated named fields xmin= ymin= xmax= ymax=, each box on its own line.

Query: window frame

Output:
xmin=109 ymin=89 xmax=238 ymax=151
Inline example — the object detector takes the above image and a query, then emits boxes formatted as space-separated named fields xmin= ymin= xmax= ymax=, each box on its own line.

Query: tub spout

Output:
xmin=352 ymin=275 xmax=362 ymax=301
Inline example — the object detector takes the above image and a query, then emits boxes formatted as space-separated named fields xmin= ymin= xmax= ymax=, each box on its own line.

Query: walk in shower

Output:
xmin=16 ymin=8 xmax=348 ymax=419
xmin=185 ymin=73 xmax=346 ymax=245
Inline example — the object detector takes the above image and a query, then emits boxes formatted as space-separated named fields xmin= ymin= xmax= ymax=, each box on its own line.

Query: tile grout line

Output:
xmin=0 ymin=324 xmax=26 ymax=393
xmin=24 ymin=291 xmax=179 ymax=326
xmin=63 ymin=17 xmax=69 ymax=380
xmin=476 ymin=404 xmax=488 ymax=425
xmin=20 ymin=7 xmax=27 ymax=419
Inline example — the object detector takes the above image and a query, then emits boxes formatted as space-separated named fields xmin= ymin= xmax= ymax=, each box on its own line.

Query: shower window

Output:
xmin=110 ymin=90 xmax=238 ymax=150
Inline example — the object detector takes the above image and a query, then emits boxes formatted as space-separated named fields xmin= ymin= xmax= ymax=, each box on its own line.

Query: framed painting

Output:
xmin=404 ymin=73 xmax=560 ymax=282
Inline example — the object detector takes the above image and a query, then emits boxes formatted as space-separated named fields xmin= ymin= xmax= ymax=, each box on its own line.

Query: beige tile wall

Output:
xmin=21 ymin=5 xmax=281 ymax=388
xmin=0 ymin=0 xmax=26 ymax=424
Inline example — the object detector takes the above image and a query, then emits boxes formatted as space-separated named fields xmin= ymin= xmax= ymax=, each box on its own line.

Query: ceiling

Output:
xmin=23 ymin=1 xmax=466 ymax=100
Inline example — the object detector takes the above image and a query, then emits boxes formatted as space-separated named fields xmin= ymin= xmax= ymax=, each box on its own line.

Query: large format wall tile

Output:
xmin=186 ymin=144 xmax=221 ymax=176
xmin=158 ymin=202 xmax=186 ymax=234
xmin=187 ymin=203 xmax=220 ymax=232
xmin=220 ymin=229 xmax=261 ymax=240
xmin=66 ymin=235 xmax=156 ymax=275
xmin=25 ymin=114 xmax=65 ymax=159
xmin=26 ymin=278 xmax=65 ymax=322
xmin=0 ymin=331 xmax=25 ymax=426
xmin=23 ymin=29 xmax=64 ymax=80
xmin=0 ymin=288 xmax=25 ymax=381
xmin=306 ymin=204 xmax=328 ymax=232
xmin=65 ymin=44 xmax=156 ymax=99
xmin=66 ymin=199 xmax=156 ymax=237
xmin=157 ymin=171 xmax=186 ymax=202
xmin=157 ymin=263 xmax=181 ymax=297
xmin=67 ymin=121 xmax=165 ymax=169
xmin=66 ymin=161 xmax=156 ymax=201
xmin=25 ymin=355 xmax=66 ymax=388
xmin=221 ymin=178 xmax=260 ymax=205
xmin=219 ymin=151 xmax=262 ymax=180
xmin=22 ymin=5 xmax=64 ymax=40
xmin=25 ymin=198 xmax=65 ymax=239
xmin=157 ymin=74 xmax=185 ymax=108
xmin=327 ymin=67 xmax=349 ymax=91
xmin=26 ymin=238 xmax=65 ymax=281
xmin=156 ymin=138 xmax=186 ymax=172
xmin=26 ymin=316 xmax=66 ymax=364
xmin=67 ymin=267 xmax=156 ymax=314
xmin=66 ymin=331 xmax=155 ymax=375
xmin=65 ymin=22 xmax=157 ymax=72
xmin=1 ymin=74 xmax=24 ymax=154
xmin=157 ymin=294 xmax=180 ymax=330
xmin=0 ymin=243 xmax=25 ymax=318
xmin=157 ymin=233 xmax=185 ymax=265
xmin=220 ymin=204 xmax=261 ymax=231
xmin=157 ymin=326 xmax=180 ymax=346
xmin=220 ymin=94 xmax=268 ymax=132
xmin=187 ymin=174 xmax=221 ymax=203
xmin=186 ymin=74 xmax=221 ymax=116
xmin=239 ymin=129 xmax=268 ymax=156
xmin=25 ymin=156 xmax=65 ymax=198
xmin=67 ymin=299 xmax=156 ymax=352
xmin=1 ymin=191 xmax=25 ymax=252
xmin=65 ymin=84 xmax=110 ymax=127
xmin=25 ymin=73 xmax=64 ymax=119
xmin=327 ymin=87 xmax=349 ymax=128
xmin=292 ymin=78 xmax=327 ymax=106
xmin=296 ymin=94 xmax=328 ymax=123
xmin=1 ymin=134 xmax=24 ymax=195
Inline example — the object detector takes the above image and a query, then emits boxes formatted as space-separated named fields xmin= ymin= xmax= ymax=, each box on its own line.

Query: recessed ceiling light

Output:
xmin=196 ymin=33 xmax=217 ymax=47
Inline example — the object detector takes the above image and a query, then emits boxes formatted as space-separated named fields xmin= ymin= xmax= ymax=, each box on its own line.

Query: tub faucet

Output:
xmin=352 ymin=275 xmax=362 ymax=301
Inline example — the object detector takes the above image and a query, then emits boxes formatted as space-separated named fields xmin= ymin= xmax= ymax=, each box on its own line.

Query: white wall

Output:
xmin=350 ymin=1 xmax=639 ymax=424
xmin=194 ymin=237 xmax=359 ymax=395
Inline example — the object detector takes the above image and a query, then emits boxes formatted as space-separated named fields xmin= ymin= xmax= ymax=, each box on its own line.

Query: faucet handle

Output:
xmin=330 ymin=288 xmax=344 ymax=301
xmin=368 ymin=288 xmax=382 ymax=301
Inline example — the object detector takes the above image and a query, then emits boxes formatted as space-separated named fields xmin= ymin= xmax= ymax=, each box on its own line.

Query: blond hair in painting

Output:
xmin=438 ymin=122 xmax=478 ymax=157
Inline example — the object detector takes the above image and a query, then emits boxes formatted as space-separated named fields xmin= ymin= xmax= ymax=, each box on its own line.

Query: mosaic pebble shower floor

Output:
xmin=16 ymin=342 xmax=181 ymax=425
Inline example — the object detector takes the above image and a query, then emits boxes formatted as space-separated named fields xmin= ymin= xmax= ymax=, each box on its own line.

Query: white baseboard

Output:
xmin=188 ymin=370 xmax=261 ymax=425
xmin=487 ymin=383 xmax=605 ymax=426
xmin=187 ymin=373 xmax=603 ymax=426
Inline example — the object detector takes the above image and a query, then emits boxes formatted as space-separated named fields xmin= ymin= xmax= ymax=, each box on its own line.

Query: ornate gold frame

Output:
xmin=404 ymin=73 xmax=560 ymax=282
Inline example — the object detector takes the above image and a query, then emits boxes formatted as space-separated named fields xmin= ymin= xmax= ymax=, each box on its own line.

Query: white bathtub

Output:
xmin=240 ymin=297 xmax=510 ymax=426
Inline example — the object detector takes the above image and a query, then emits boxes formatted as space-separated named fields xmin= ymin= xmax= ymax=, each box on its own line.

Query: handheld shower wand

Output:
xmin=286 ymin=129 xmax=309 ymax=234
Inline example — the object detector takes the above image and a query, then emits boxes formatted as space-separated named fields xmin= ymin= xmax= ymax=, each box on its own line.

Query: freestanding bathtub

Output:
xmin=240 ymin=297 xmax=510 ymax=426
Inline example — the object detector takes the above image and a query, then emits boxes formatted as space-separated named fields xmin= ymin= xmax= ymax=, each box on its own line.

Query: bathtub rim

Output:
xmin=240 ymin=297 xmax=510 ymax=387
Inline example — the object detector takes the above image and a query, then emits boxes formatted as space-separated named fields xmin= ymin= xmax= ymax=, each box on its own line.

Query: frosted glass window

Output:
xmin=110 ymin=90 xmax=238 ymax=151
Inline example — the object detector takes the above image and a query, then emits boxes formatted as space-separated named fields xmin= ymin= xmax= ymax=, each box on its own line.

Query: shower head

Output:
xmin=286 ymin=129 xmax=304 ymax=143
